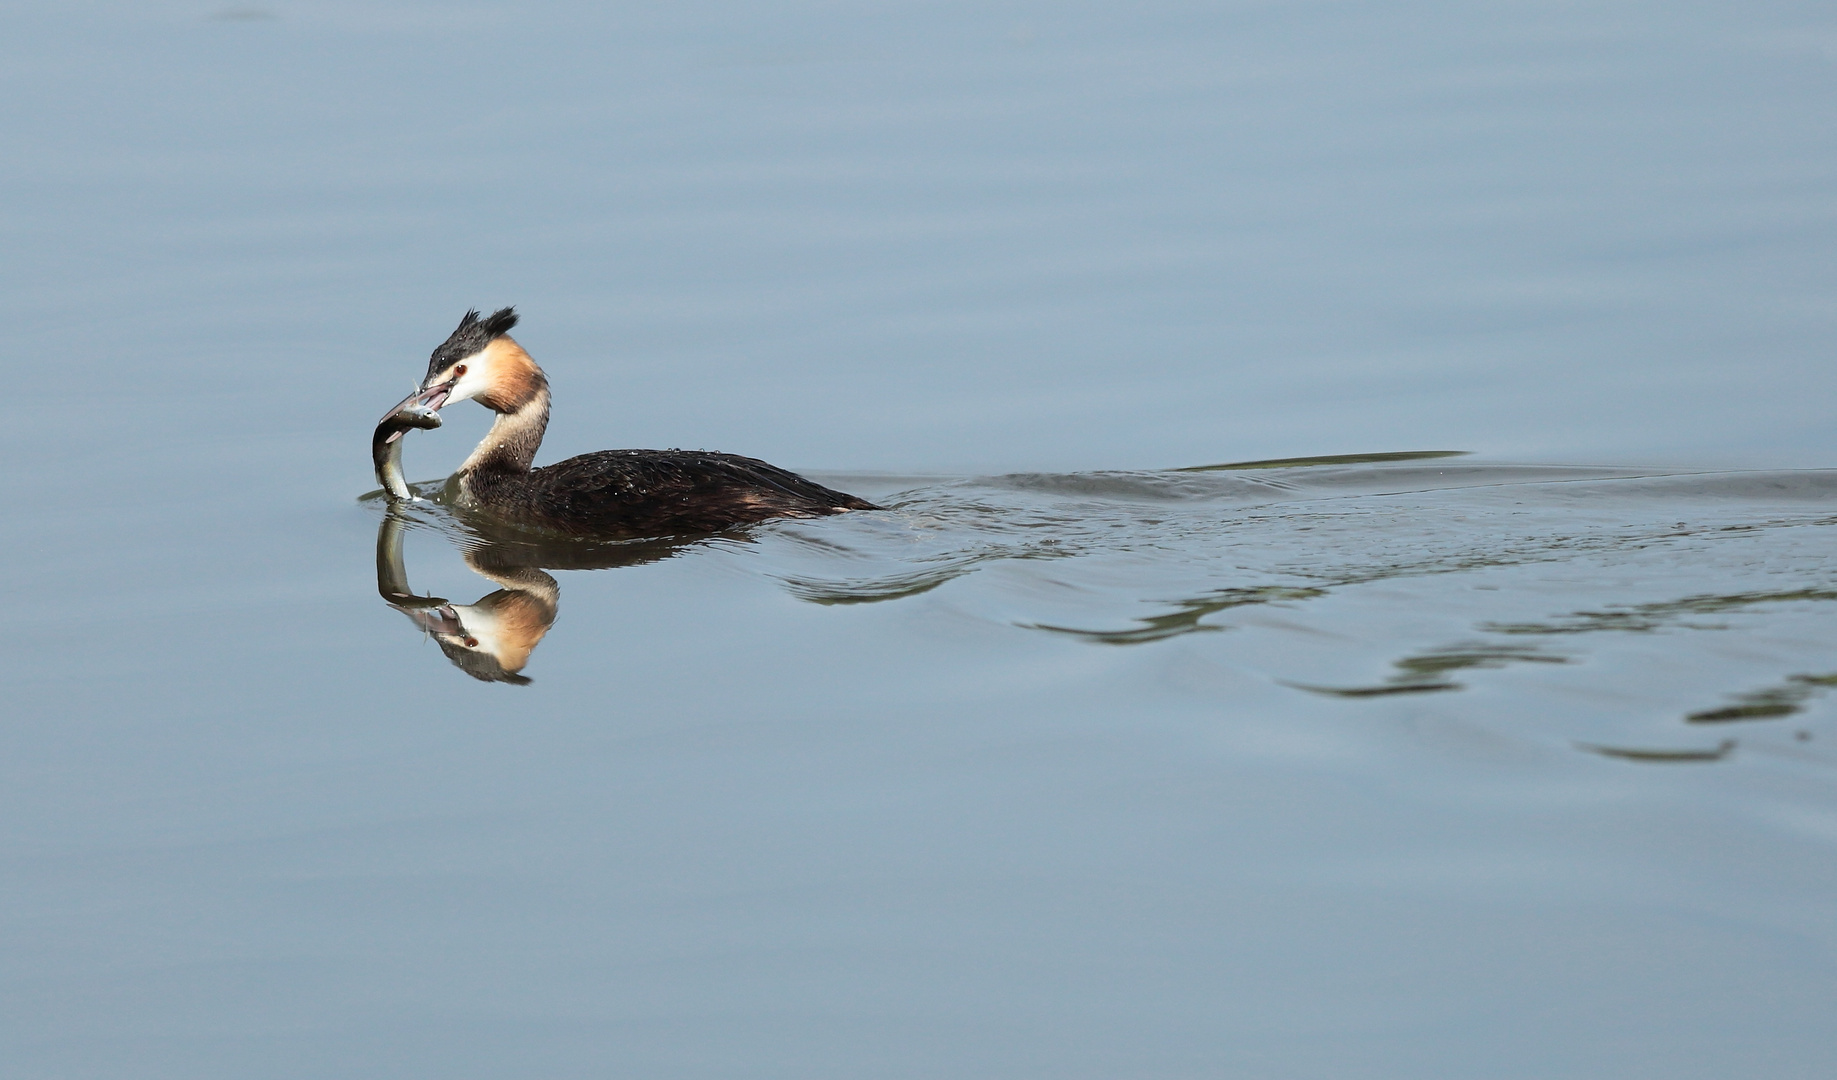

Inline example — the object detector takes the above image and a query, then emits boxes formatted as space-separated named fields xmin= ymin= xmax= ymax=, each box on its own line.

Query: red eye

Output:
xmin=455 ymin=364 xmax=468 ymax=376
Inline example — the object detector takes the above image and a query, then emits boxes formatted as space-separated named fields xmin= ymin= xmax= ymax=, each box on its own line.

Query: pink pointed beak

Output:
xmin=377 ymin=382 xmax=454 ymax=444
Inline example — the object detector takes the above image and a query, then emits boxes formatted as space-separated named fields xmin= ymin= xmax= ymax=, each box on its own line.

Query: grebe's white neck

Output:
xmin=459 ymin=381 xmax=550 ymax=476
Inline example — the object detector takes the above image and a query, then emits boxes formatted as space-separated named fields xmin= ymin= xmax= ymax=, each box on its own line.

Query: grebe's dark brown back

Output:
xmin=376 ymin=308 xmax=876 ymax=536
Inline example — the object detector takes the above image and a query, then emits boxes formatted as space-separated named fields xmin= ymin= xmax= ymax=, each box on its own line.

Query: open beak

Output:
xmin=392 ymin=602 xmax=467 ymax=638
xmin=377 ymin=381 xmax=454 ymax=444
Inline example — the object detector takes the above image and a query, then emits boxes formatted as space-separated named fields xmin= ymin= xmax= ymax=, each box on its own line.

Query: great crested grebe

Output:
xmin=376 ymin=308 xmax=878 ymax=535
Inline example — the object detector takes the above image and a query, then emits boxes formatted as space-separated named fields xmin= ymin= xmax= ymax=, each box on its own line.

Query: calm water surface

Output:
xmin=5 ymin=2 xmax=1837 ymax=1077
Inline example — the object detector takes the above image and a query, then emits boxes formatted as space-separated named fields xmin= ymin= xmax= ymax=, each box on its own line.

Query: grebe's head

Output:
xmin=394 ymin=589 xmax=554 ymax=685
xmin=400 ymin=307 xmax=547 ymax=417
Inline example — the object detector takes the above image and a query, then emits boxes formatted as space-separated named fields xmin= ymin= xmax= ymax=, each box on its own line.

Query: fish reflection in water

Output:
xmin=375 ymin=508 xmax=705 ymax=683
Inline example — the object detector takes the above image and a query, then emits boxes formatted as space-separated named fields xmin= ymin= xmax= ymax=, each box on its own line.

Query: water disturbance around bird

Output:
xmin=369 ymin=455 xmax=1837 ymax=767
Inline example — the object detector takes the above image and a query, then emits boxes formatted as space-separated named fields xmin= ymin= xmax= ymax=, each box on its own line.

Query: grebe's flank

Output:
xmin=375 ymin=308 xmax=877 ymax=535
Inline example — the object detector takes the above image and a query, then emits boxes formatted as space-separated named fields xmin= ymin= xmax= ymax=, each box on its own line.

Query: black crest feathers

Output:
xmin=425 ymin=306 xmax=519 ymax=385
xmin=480 ymin=307 xmax=519 ymax=337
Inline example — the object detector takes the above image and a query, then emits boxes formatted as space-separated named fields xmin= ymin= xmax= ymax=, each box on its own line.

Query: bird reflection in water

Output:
xmin=375 ymin=507 xmax=703 ymax=684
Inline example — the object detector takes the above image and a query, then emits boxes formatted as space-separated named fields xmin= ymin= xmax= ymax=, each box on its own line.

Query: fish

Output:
xmin=373 ymin=392 xmax=444 ymax=500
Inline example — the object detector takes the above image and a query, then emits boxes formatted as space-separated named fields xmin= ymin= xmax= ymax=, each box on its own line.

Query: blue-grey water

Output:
xmin=5 ymin=3 xmax=1837 ymax=1077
